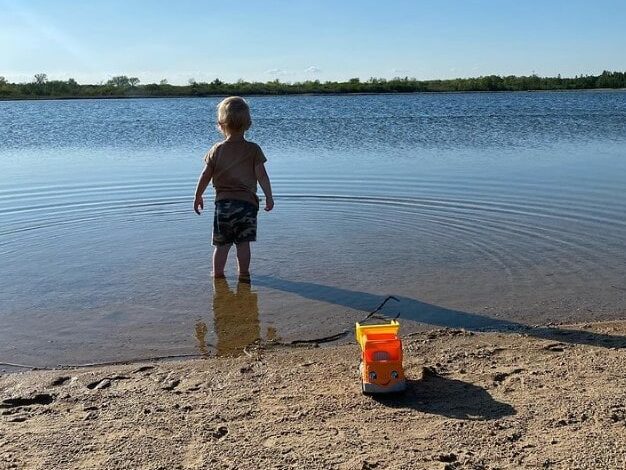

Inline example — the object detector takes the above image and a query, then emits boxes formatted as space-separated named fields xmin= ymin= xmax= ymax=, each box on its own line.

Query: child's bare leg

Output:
xmin=236 ymin=242 xmax=251 ymax=278
xmin=213 ymin=245 xmax=231 ymax=278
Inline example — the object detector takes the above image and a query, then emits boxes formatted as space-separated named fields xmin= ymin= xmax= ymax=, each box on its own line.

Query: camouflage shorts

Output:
xmin=213 ymin=200 xmax=258 ymax=246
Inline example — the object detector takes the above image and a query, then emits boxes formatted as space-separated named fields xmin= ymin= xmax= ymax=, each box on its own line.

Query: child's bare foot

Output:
xmin=238 ymin=272 xmax=251 ymax=283
xmin=212 ymin=272 xmax=226 ymax=279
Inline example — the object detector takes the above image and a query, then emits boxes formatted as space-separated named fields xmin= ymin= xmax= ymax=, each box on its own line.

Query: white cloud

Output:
xmin=265 ymin=68 xmax=291 ymax=76
xmin=304 ymin=66 xmax=321 ymax=74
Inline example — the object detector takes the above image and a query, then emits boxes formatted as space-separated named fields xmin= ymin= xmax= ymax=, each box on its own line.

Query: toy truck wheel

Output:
xmin=359 ymin=362 xmax=365 ymax=393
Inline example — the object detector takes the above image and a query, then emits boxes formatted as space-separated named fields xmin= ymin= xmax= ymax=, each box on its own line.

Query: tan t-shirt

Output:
xmin=204 ymin=139 xmax=267 ymax=207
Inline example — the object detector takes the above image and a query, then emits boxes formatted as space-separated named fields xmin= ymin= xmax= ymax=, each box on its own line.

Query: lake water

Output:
xmin=1 ymin=92 xmax=625 ymax=367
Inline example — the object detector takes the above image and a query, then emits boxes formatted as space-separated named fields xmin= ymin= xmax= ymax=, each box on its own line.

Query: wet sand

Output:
xmin=1 ymin=320 xmax=625 ymax=469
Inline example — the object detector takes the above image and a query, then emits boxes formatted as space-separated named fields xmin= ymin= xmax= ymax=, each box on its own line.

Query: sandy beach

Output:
xmin=1 ymin=320 xmax=625 ymax=469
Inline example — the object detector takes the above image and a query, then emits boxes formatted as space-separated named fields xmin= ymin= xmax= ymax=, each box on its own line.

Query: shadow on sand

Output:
xmin=373 ymin=371 xmax=516 ymax=420
xmin=254 ymin=275 xmax=626 ymax=349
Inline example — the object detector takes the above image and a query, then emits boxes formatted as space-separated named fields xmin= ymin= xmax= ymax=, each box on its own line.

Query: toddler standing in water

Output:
xmin=194 ymin=97 xmax=274 ymax=280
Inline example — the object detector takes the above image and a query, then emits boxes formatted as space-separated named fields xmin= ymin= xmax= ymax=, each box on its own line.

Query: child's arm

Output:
xmin=194 ymin=164 xmax=213 ymax=215
xmin=255 ymin=162 xmax=274 ymax=212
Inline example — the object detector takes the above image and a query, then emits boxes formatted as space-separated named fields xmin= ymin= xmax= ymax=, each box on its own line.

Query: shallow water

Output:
xmin=1 ymin=92 xmax=625 ymax=366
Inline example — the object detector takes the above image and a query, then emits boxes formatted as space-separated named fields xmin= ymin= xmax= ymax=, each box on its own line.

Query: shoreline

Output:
xmin=1 ymin=87 xmax=626 ymax=103
xmin=2 ymin=319 xmax=624 ymax=469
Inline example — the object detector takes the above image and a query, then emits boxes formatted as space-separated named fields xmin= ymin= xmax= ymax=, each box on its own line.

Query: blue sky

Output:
xmin=1 ymin=0 xmax=625 ymax=84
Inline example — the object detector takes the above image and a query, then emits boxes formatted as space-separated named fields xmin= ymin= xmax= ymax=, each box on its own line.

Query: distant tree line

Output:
xmin=1 ymin=71 xmax=625 ymax=100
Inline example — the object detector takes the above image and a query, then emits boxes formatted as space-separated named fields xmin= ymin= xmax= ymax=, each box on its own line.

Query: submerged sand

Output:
xmin=1 ymin=321 xmax=625 ymax=469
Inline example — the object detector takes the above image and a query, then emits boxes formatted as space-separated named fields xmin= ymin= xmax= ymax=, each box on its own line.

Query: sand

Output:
xmin=1 ymin=321 xmax=625 ymax=470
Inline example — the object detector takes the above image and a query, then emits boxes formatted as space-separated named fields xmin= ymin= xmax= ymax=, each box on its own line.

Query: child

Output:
xmin=194 ymin=96 xmax=274 ymax=280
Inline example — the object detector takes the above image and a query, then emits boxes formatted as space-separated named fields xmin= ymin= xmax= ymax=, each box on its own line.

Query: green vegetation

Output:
xmin=1 ymin=72 xmax=625 ymax=100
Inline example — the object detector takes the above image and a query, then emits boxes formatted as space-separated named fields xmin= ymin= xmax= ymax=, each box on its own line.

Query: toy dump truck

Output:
xmin=356 ymin=320 xmax=406 ymax=394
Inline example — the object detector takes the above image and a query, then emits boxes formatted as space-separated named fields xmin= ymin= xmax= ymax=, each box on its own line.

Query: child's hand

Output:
xmin=194 ymin=195 xmax=204 ymax=215
xmin=264 ymin=196 xmax=274 ymax=212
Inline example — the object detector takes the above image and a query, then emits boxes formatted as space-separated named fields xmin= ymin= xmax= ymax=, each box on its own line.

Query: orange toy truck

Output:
xmin=356 ymin=320 xmax=406 ymax=394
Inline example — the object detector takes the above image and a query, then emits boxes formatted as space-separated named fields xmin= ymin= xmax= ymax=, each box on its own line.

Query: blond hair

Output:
xmin=217 ymin=96 xmax=252 ymax=134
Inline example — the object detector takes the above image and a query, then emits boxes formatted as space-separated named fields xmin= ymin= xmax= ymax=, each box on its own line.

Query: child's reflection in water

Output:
xmin=210 ymin=277 xmax=260 ymax=356
xmin=194 ymin=320 xmax=210 ymax=356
